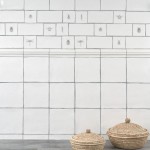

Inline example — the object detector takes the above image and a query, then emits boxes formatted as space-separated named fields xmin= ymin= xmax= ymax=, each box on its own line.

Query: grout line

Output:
xmin=48 ymin=49 xmax=50 ymax=139
xmin=100 ymin=48 xmax=101 ymax=134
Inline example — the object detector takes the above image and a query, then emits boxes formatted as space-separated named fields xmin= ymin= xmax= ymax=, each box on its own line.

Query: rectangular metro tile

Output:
xmin=126 ymin=37 xmax=150 ymax=48
xmin=101 ymin=0 xmax=126 ymax=10
xmin=114 ymin=11 xmax=126 ymax=24
xmin=101 ymin=58 xmax=126 ymax=82
xmin=113 ymin=37 xmax=125 ymax=49
xmin=0 ymin=0 xmax=24 ymax=10
xmin=76 ymin=11 xmax=87 ymax=23
xmin=76 ymin=0 xmax=100 ymax=10
xmin=24 ymin=83 xmax=49 ymax=108
xmin=76 ymin=83 xmax=100 ymax=108
xmin=18 ymin=24 xmax=43 ymax=35
xmin=94 ymin=24 xmax=106 ymax=36
xmin=63 ymin=11 xmax=75 ymax=23
xmin=128 ymin=109 xmax=150 ymax=132
xmin=87 ymin=37 xmax=112 ymax=48
xmin=0 ymin=83 xmax=23 ymax=107
xmin=50 ymin=0 xmax=74 ymax=10
xmin=0 ymin=11 xmax=24 ymax=22
xmin=0 ymin=109 xmax=23 ymax=134
xmin=50 ymin=83 xmax=74 ymax=108
xmin=25 ymin=11 xmax=36 ymax=23
xmin=0 ymin=36 xmax=23 ymax=48
xmin=50 ymin=58 xmax=74 ymax=82
xmin=88 ymin=11 xmax=113 ymax=23
xmin=56 ymin=23 xmax=68 ymax=36
xmin=37 ymin=36 xmax=61 ymax=48
xmin=24 ymin=57 xmax=49 ymax=82
xmin=107 ymin=24 xmax=132 ymax=36
xmin=24 ymin=36 xmax=36 ymax=49
xmin=0 ymin=57 xmax=23 ymax=82
xmin=69 ymin=24 xmax=93 ymax=35
xmin=126 ymin=12 xmax=150 ymax=23
xmin=133 ymin=24 xmax=145 ymax=36
xmin=24 ymin=109 xmax=48 ymax=134
xmin=127 ymin=58 xmax=150 ymax=82
xmin=75 ymin=58 xmax=100 ymax=82
xmin=62 ymin=36 xmax=74 ymax=49
xmin=50 ymin=109 xmax=74 ymax=134
xmin=38 ymin=11 xmax=62 ymax=23
xmin=25 ymin=0 xmax=49 ymax=10
xmin=101 ymin=83 xmax=126 ymax=108
xmin=44 ymin=24 xmax=56 ymax=35
xmin=75 ymin=109 xmax=100 ymax=133
xmin=128 ymin=84 xmax=150 ymax=108
xmin=101 ymin=109 xmax=126 ymax=134
xmin=127 ymin=0 xmax=150 ymax=11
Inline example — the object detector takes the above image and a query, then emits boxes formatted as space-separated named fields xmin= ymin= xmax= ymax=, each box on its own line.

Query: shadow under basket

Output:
xmin=70 ymin=129 xmax=105 ymax=150
xmin=107 ymin=118 xmax=149 ymax=150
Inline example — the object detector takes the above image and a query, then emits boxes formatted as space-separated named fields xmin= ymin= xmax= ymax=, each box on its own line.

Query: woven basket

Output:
xmin=107 ymin=118 xmax=149 ymax=150
xmin=70 ymin=129 xmax=105 ymax=150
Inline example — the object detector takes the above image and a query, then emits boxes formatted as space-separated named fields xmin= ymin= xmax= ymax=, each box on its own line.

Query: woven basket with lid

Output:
xmin=107 ymin=118 xmax=149 ymax=150
xmin=70 ymin=129 xmax=105 ymax=150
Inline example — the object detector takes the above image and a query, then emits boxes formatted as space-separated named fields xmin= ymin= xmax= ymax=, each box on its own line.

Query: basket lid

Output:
xmin=107 ymin=118 xmax=149 ymax=138
xmin=71 ymin=129 xmax=105 ymax=145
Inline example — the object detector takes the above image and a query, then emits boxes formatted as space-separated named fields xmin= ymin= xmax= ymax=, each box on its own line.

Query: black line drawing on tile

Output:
xmin=117 ymin=15 xmax=122 ymax=20
xmin=137 ymin=27 xmax=141 ymax=33
xmin=117 ymin=40 xmax=121 ymax=45
xmin=26 ymin=39 xmax=33 ymax=46
xmin=67 ymin=14 xmax=70 ymax=20
xmin=99 ymin=27 xmax=103 ymax=32
xmin=29 ymin=14 xmax=33 ymax=19
xmin=47 ymin=27 xmax=53 ymax=32
xmin=10 ymin=27 xmax=13 ymax=32
xmin=78 ymin=40 xmax=84 ymax=46
xmin=66 ymin=40 xmax=70 ymax=45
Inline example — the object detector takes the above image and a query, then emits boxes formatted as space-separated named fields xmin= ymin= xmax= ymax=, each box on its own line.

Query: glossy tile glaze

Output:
xmin=0 ymin=140 xmax=149 ymax=150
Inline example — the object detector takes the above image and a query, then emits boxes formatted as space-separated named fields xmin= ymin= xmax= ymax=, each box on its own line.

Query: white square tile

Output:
xmin=24 ymin=109 xmax=48 ymax=134
xmin=25 ymin=11 xmax=36 ymax=23
xmin=76 ymin=109 xmax=100 ymax=133
xmin=0 ymin=57 xmax=23 ymax=82
xmin=101 ymin=83 xmax=126 ymax=108
xmin=127 ymin=58 xmax=150 ymax=82
xmin=6 ymin=23 xmax=18 ymax=35
xmin=101 ymin=109 xmax=126 ymax=134
xmin=114 ymin=11 xmax=125 ymax=24
xmin=95 ymin=24 xmax=106 ymax=36
xmin=0 ymin=109 xmax=23 ymax=134
xmin=56 ymin=24 xmax=68 ymax=36
xmin=24 ymin=83 xmax=49 ymax=108
xmin=75 ymin=58 xmax=100 ymax=82
xmin=101 ymin=0 xmax=126 ymax=10
xmin=101 ymin=58 xmax=126 ymax=82
xmin=44 ymin=24 xmax=56 ymax=35
xmin=50 ymin=0 xmax=74 ymax=10
xmin=75 ymin=36 xmax=86 ymax=49
xmin=50 ymin=83 xmax=74 ymax=108
xmin=128 ymin=84 xmax=150 ymax=108
xmin=76 ymin=83 xmax=100 ymax=108
xmin=63 ymin=11 xmax=75 ymax=23
xmin=128 ymin=109 xmax=150 ymax=132
xmin=24 ymin=36 xmax=36 ymax=49
xmin=24 ymin=57 xmax=48 ymax=82
xmin=0 ymin=83 xmax=23 ymax=107
xmin=50 ymin=109 xmax=74 ymax=134
xmin=50 ymin=58 xmax=74 ymax=82
xmin=76 ymin=11 xmax=87 ymax=23
xmin=25 ymin=0 xmax=49 ymax=10
xmin=62 ymin=36 xmax=74 ymax=49
xmin=113 ymin=37 xmax=125 ymax=48
xmin=133 ymin=24 xmax=145 ymax=36
xmin=76 ymin=0 xmax=100 ymax=10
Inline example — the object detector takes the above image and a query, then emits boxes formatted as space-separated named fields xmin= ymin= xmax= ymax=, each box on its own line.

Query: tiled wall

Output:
xmin=0 ymin=0 xmax=150 ymax=140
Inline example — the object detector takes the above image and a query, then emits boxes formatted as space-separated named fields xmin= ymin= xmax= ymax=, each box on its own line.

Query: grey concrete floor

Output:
xmin=0 ymin=140 xmax=149 ymax=150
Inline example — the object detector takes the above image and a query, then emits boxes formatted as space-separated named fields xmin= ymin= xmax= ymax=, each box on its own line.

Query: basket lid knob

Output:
xmin=125 ymin=118 xmax=130 ymax=123
xmin=86 ymin=129 xmax=91 ymax=133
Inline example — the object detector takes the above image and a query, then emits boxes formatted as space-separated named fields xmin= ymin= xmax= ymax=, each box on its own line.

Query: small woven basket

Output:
xmin=70 ymin=129 xmax=105 ymax=150
xmin=107 ymin=118 xmax=149 ymax=150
